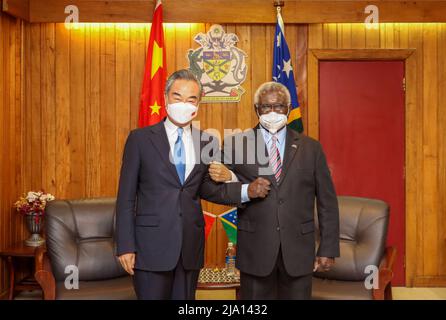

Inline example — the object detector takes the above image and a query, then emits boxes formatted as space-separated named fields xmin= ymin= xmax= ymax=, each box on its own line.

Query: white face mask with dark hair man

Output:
xmin=166 ymin=102 xmax=198 ymax=125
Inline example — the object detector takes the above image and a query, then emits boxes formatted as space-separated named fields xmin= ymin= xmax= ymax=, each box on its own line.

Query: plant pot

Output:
xmin=24 ymin=212 xmax=45 ymax=247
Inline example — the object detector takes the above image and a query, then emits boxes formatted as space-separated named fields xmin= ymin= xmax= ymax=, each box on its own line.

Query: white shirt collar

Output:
xmin=260 ymin=125 xmax=287 ymax=146
xmin=164 ymin=117 xmax=192 ymax=138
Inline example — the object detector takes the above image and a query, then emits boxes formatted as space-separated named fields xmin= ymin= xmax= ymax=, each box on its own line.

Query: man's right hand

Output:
xmin=248 ymin=177 xmax=271 ymax=199
xmin=118 ymin=253 xmax=135 ymax=275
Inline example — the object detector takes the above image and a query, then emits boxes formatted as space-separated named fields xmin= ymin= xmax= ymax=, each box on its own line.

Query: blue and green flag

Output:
xmin=219 ymin=208 xmax=238 ymax=244
xmin=273 ymin=8 xmax=303 ymax=133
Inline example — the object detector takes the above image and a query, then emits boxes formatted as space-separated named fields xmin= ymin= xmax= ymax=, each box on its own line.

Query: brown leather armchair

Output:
xmin=312 ymin=196 xmax=396 ymax=300
xmin=35 ymin=198 xmax=136 ymax=300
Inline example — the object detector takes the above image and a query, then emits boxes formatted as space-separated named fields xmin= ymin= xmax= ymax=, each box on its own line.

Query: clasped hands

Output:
xmin=208 ymin=161 xmax=271 ymax=199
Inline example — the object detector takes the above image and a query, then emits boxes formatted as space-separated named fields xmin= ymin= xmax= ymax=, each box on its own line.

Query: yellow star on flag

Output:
xmin=150 ymin=101 xmax=161 ymax=115
xmin=151 ymin=41 xmax=163 ymax=79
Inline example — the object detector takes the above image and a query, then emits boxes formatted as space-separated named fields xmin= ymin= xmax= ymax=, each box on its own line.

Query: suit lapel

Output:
xmin=278 ymin=127 xmax=301 ymax=186
xmin=147 ymin=121 xmax=182 ymax=185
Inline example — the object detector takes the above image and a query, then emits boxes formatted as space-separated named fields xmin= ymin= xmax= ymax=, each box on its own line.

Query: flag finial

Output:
xmin=273 ymin=0 xmax=284 ymax=13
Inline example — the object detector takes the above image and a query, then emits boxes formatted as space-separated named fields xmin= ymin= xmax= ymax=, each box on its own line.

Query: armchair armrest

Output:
xmin=34 ymin=246 xmax=56 ymax=300
xmin=372 ymin=246 xmax=396 ymax=300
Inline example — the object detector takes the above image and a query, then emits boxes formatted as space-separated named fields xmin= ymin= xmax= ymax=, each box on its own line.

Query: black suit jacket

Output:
xmin=222 ymin=125 xmax=340 ymax=277
xmin=115 ymin=121 xmax=241 ymax=272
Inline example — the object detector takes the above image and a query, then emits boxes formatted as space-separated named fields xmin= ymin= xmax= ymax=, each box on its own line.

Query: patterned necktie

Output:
xmin=174 ymin=127 xmax=186 ymax=184
xmin=269 ymin=134 xmax=282 ymax=182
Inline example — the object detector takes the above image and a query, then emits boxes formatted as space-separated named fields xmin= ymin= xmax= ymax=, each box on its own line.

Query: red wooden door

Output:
xmin=319 ymin=61 xmax=405 ymax=285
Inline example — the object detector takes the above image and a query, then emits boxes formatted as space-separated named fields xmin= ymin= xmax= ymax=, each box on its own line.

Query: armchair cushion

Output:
xmin=45 ymin=198 xmax=127 ymax=281
xmin=314 ymin=196 xmax=389 ymax=281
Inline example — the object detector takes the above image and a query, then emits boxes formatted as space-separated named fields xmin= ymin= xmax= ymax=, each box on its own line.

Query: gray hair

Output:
xmin=254 ymin=81 xmax=291 ymax=106
xmin=164 ymin=69 xmax=203 ymax=98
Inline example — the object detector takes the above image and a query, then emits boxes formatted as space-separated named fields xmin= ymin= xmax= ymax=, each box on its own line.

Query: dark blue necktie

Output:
xmin=174 ymin=127 xmax=186 ymax=184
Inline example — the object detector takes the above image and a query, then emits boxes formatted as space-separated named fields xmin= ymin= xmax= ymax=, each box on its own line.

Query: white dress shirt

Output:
xmin=164 ymin=117 xmax=196 ymax=181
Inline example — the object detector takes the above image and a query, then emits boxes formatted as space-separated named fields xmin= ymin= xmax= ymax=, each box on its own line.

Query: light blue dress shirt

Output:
xmin=241 ymin=125 xmax=287 ymax=203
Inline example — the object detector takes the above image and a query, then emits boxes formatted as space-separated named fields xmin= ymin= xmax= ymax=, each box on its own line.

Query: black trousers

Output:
xmin=133 ymin=255 xmax=199 ymax=300
xmin=240 ymin=247 xmax=312 ymax=300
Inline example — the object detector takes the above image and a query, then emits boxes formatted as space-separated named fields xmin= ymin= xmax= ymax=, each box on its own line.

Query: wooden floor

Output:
xmin=197 ymin=288 xmax=446 ymax=300
xmin=10 ymin=287 xmax=446 ymax=300
xmin=392 ymin=287 xmax=446 ymax=300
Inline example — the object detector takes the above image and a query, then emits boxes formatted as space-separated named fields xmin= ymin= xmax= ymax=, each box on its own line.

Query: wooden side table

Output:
xmin=197 ymin=268 xmax=241 ymax=299
xmin=0 ymin=242 xmax=44 ymax=300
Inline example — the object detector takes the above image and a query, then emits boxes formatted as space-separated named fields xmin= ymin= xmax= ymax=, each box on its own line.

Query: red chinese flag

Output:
xmin=138 ymin=0 xmax=167 ymax=127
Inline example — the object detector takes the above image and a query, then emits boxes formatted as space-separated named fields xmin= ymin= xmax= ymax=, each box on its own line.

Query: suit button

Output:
xmin=180 ymin=187 xmax=184 ymax=192
xmin=279 ymin=199 xmax=284 ymax=205
xmin=179 ymin=212 xmax=183 ymax=217
xmin=276 ymin=227 xmax=280 ymax=231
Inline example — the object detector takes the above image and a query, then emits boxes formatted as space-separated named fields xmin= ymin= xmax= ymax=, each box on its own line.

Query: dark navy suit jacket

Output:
xmin=115 ymin=120 xmax=241 ymax=271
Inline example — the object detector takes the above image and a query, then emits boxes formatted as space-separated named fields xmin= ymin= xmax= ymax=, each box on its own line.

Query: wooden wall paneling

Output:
xmin=296 ymin=24 xmax=308 ymax=132
xmin=421 ymin=24 xmax=439 ymax=277
xmin=251 ymin=24 xmax=267 ymax=127
xmin=85 ymin=24 xmax=102 ymax=197
xmin=99 ymin=25 xmax=117 ymax=196
xmin=17 ymin=18 xmax=26 ymax=245
xmin=0 ymin=11 xmax=7 ymax=294
xmin=365 ymin=22 xmax=380 ymax=48
xmin=41 ymin=24 xmax=56 ymax=196
xmin=338 ymin=23 xmax=352 ymax=49
xmin=21 ymin=21 xmax=30 ymax=198
xmin=54 ymin=24 xmax=71 ymax=200
xmin=128 ymin=25 xmax=145 ymax=132
xmin=405 ymin=24 xmax=422 ymax=287
xmin=174 ymin=24 xmax=190 ymax=72
xmin=438 ymin=23 xmax=446 ymax=281
xmin=30 ymin=24 xmax=42 ymax=191
xmin=399 ymin=23 xmax=410 ymax=49
xmin=115 ymin=24 xmax=131 ymax=199
xmin=70 ymin=25 xmax=86 ymax=199
xmin=384 ymin=23 xmax=395 ymax=49
xmin=307 ymin=24 xmax=322 ymax=139
xmin=350 ymin=23 xmax=366 ymax=49
xmin=0 ymin=12 xmax=24 ymax=295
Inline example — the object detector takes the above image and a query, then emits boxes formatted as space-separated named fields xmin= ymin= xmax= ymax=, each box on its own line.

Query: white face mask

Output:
xmin=166 ymin=102 xmax=198 ymax=125
xmin=258 ymin=111 xmax=288 ymax=133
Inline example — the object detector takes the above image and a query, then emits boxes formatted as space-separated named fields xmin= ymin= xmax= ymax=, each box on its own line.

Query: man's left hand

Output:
xmin=209 ymin=161 xmax=232 ymax=182
xmin=313 ymin=257 xmax=335 ymax=272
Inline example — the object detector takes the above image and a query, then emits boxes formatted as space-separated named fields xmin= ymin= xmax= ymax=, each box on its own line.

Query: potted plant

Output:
xmin=14 ymin=191 xmax=55 ymax=246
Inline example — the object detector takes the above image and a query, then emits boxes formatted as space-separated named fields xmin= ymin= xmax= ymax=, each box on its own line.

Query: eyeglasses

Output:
xmin=255 ymin=104 xmax=289 ymax=114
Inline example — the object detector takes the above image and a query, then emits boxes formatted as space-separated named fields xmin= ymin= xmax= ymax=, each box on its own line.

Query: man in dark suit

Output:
xmin=115 ymin=69 xmax=254 ymax=300
xmin=209 ymin=81 xmax=340 ymax=299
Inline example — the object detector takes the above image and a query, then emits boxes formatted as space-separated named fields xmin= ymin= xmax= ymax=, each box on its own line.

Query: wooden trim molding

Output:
xmin=2 ymin=0 xmax=29 ymax=20
xmin=4 ymin=0 xmax=446 ymax=23
xmin=307 ymin=48 xmax=417 ymax=286
xmin=412 ymin=276 xmax=446 ymax=287
xmin=311 ymin=49 xmax=415 ymax=61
